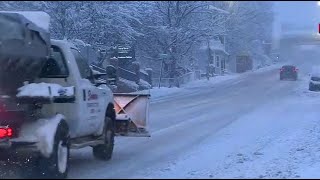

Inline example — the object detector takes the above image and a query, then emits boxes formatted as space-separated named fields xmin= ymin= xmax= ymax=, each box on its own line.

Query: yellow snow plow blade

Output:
xmin=114 ymin=92 xmax=150 ymax=137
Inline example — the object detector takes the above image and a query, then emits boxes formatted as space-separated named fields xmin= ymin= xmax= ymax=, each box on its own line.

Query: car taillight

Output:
xmin=0 ymin=127 xmax=13 ymax=138
xmin=7 ymin=128 xmax=12 ymax=137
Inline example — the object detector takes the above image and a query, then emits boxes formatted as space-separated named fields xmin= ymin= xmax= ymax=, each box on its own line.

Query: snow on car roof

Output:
xmin=0 ymin=11 xmax=50 ymax=31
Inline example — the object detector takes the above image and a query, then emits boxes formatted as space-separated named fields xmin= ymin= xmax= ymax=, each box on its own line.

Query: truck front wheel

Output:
xmin=92 ymin=116 xmax=114 ymax=161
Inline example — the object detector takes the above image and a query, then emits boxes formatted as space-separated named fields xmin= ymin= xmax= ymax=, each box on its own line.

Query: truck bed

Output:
xmin=0 ymin=11 xmax=51 ymax=95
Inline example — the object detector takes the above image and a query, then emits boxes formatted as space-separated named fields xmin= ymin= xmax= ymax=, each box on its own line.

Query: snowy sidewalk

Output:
xmin=148 ymin=64 xmax=282 ymax=101
xmin=132 ymin=74 xmax=320 ymax=179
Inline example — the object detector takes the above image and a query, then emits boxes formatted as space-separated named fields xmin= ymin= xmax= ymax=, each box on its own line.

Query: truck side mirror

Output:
xmin=93 ymin=72 xmax=107 ymax=80
xmin=94 ymin=79 xmax=107 ymax=87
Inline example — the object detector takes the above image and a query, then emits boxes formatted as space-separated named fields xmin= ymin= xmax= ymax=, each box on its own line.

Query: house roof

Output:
xmin=200 ymin=39 xmax=229 ymax=55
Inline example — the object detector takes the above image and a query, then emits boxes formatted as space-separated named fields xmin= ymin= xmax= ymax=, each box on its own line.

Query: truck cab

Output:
xmin=37 ymin=40 xmax=114 ymax=138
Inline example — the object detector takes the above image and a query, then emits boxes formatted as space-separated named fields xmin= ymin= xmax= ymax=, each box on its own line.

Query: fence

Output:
xmin=152 ymin=70 xmax=201 ymax=87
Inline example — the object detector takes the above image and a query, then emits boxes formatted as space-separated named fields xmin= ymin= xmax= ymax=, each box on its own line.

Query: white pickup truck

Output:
xmin=0 ymin=11 xmax=150 ymax=179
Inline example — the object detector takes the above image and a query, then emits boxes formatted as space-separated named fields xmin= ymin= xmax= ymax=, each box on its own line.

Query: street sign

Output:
xmin=159 ymin=53 xmax=169 ymax=60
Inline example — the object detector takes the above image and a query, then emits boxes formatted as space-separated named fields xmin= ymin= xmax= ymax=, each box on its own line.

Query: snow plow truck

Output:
xmin=0 ymin=11 xmax=150 ymax=178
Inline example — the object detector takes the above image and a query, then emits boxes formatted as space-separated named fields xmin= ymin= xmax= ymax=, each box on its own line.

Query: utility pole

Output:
xmin=158 ymin=59 xmax=164 ymax=88
xmin=158 ymin=54 xmax=168 ymax=88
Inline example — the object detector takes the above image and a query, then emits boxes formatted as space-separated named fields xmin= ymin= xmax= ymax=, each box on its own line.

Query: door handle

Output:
xmin=83 ymin=89 xmax=86 ymax=101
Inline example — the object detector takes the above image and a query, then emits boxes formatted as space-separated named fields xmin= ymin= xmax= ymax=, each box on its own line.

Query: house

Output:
xmin=195 ymin=5 xmax=230 ymax=76
xmin=198 ymin=35 xmax=229 ymax=76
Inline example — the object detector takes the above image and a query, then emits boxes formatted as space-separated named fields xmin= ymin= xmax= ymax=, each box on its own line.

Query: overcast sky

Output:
xmin=273 ymin=1 xmax=320 ymax=37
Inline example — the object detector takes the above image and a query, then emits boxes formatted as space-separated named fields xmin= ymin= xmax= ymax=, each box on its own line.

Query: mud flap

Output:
xmin=113 ymin=92 xmax=150 ymax=137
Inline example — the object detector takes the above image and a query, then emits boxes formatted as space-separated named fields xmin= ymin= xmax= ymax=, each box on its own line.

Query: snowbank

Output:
xmin=139 ymin=79 xmax=152 ymax=89
xmin=183 ymin=74 xmax=239 ymax=89
xmin=117 ymin=78 xmax=139 ymax=92
xmin=17 ymin=83 xmax=74 ymax=98
xmin=252 ymin=63 xmax=284 ymax=73
xmin=149 ymin=87 xmax=182 ymax=99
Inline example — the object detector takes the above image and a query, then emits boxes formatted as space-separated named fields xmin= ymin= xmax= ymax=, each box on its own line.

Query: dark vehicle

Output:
xmin=309 ymin=68 xmax=320 ymax=91
xmin=280 ymin=65 xmax=298 ymax=80
xmin=236 ymin=55 xmax=253 ymax=73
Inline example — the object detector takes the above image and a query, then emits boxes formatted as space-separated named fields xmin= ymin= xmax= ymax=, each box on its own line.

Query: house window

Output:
xmin=216 ymin=56 xmax=220 ymax=67
xmin=209 ymin=55 xmax=214 ymax=64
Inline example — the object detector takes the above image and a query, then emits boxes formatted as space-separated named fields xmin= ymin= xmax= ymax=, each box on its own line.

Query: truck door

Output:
xmin=71 ymin=48 xmax=104 ymax=136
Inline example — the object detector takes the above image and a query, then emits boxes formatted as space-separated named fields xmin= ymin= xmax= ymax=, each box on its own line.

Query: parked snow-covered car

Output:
xmin=309 ymin=67 xmax=320 ymax=91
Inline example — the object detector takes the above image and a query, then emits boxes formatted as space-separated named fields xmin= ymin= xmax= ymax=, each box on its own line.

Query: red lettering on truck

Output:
xmin=88 ymin=90 xmax=98 ymax=101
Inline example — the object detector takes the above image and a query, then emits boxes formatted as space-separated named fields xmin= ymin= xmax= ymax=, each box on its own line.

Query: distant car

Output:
xmin=309 ymin=68 xmax=320 ymax=91
xmin=280 ymin=65 xmax=298 ymax=80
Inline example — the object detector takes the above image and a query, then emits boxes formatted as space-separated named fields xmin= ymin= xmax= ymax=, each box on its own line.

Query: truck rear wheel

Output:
xmin=38 ymin=121 xmax=70 ymax=179
xmin=92 ymin=116 xmax=114 ymax=161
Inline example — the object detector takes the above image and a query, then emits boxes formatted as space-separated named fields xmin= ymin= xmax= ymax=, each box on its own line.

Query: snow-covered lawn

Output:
xmin=147 ymin=74 xmax=240 ymax=100
xmin=132 ymin=74 xmax=320 ymax=178
xmin=182 ymin=73 xmax=240 ymax=89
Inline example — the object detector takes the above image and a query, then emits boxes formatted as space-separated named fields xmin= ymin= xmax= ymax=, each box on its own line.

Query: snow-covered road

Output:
xmin=2 ymin=64 xmax=319 ymax=179
xmin=65 ymin=64 xmax=320 ymax=179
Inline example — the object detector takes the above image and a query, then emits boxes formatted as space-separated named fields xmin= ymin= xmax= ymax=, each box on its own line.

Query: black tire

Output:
xmin=37 ymin=120 xmax=70 ymax=179
xmin=92 ymin=116 xmax=115 ymax=161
